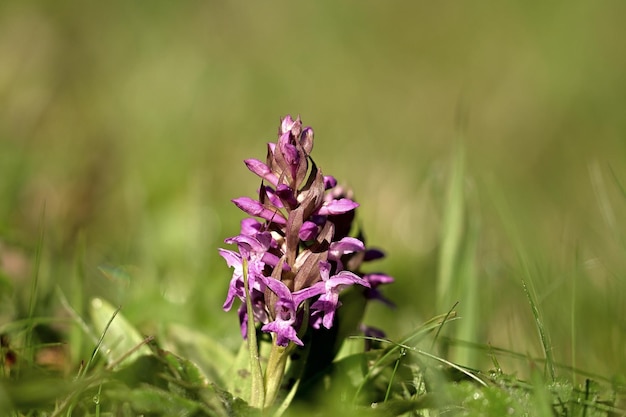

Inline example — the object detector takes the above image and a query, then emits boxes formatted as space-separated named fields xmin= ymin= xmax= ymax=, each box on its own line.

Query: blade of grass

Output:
xmin=430 ymin=301 xmax=459 ymax=351
xmin=384 ymin=347 xmax=406 ymax=402
xmin=366 ymin=337 xmax=488 ymax=387
xmin=0 ymin=316 xmax=72 ymax=334
xmin=413 ymin=346 xmax=487 ymax=387
xmin=105 ymin=335 xmax=155 ymax=371
xmin=530 ymin=367 xmax=554 ymax=417
xmin=571 ymin=247 xmax=579 ymax=383
xmin=89 ymin=298 xmax=151 ymax=368
xmin=352 ymin=313 xmax=461 ymax=401
xmin=81 ymin=303 xmax=121 ymax=378
xmin=69 ymin=232 xmax=86 ymax=367
xmin=435 ymin=139 xmax=481 ymax=368
xmin=521 ymin=278 xmax=556 ymax=382
xmin=589 ymin=161 xmax=618 ymax=242
xmin=436 ymin=142 xmax=464 ymax=315
xmin=454 ymin=191 xmax=480 ymax=368
xmin=49 ymin=303 xmax=125 ymax=417
xmin=23 ymin=203 xmax=46 ymax=369
xmin=488 ymin=182 xmax=557 ymax=382
xmin=437 ymin=101 xmax=471 ymax=314
xmin=443 ymin=337 xmax=616 ymax=384
xmin=56 ymin=286 xmax=100 ymax=349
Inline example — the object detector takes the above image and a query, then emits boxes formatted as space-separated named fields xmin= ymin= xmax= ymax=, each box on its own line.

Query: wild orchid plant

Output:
xmin=219 ymin=115 xmax=393 ymax=410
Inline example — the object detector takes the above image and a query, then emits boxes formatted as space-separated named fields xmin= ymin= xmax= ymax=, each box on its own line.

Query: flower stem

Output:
xmin=263 ymin=342 xmax=290 ymax=409
xmin=242 ymin=258 xmax=265 ymax=408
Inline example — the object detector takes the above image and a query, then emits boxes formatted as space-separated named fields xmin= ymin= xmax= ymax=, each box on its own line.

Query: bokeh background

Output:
xmin=2 ymin=1 xmax=625 ymax=381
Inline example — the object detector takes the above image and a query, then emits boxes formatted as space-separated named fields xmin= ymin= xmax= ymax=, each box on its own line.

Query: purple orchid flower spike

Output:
xmin=219 ymin=114 xmax=394 ymax=349
xmin=218 ymin=114 xmax=396 ymax=410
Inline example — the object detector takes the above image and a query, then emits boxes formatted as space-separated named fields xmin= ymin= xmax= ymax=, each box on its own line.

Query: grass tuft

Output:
xmin=521 ymin=277 xmax=557 ymax=382
xmin=435 ymin=142 xmax=481 ymax=369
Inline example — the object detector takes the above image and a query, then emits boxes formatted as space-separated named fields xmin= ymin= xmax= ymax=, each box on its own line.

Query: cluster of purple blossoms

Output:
xmin=220 ymin=115 xmax=393 ymax=347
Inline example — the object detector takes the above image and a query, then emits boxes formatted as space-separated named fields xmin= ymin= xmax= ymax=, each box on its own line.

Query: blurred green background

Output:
xmin=1 ymin=1 xmax=625 ymax=382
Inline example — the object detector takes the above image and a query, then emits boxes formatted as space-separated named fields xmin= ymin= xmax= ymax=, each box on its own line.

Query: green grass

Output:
xmin=2 ymin=147 xmax=624 ymax=417
xmin=2 ymin=1 xmax=626 ymax=415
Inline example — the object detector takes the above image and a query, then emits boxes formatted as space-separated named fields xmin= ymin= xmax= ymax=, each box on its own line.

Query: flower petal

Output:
xmin=364 ymin=248 xmax=386 ymax=261
xmin=298 ymin=221 xmax=319 ymax=241
xmin=363 ymin=273 xmax=394 ymax=287
xmin=280 ymin=115 xmax=296 ymax=134
xmin=225 ymin=233 xmax=270 ymax=254
xmin=329 ymin=237 xmax=365 ymax=260
xmin=300 ymin=127 xmax=314 ymax=154
xmin=261 ymin=320 xmax=303 ymax=346
xmin=323 ymin=175 xmax=337 ymax=189
xmin=240 ymin=218 xmax=263 ymax=236
xmin=317 ymin=198 xmax=359 ymax=215
xmin=244 ymin=158 xmax=279 ymax=186
xmin=232 ymin=197 xmax=287 ymax=225
xmin=275 ymin=184 xmax=298 ymax=208
xmin=326 ymin=270 xmax=369 ymax=289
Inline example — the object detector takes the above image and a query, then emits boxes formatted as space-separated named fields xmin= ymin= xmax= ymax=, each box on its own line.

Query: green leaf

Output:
xmin=0 ymin=375 xmax=71 ymax=413
xmin=159 ymin=348 xmax=207 ymax=387
xmin=111 ymin=351 xmax=233 ymax=417
xmin=165 ymin=323 xmax=235 ymax=387
xmin=107 ymin=385 xmax=201 ymax=417
xmin=227 ymin=339 xmax=255 ymax=400
xmin=89 ymin=297 xmax=151 ymax=368
xmin=447 ymin=382 xmax=531 ymax=417
xmin=363 ymin=396 xmax=438 ymax=417
xmin=112 ymin=354 xmax=168 ymax=388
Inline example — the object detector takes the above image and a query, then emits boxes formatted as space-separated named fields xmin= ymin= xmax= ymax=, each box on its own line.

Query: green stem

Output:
xmin=242 ymin=258 xmax=265 ymax=408
xmin=264 ymin=342 xmax=290 ymax=409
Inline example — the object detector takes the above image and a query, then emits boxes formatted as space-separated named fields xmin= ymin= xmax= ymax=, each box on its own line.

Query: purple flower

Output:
xmin=220 ymin=227 xmax=273 ymax=315
xmin=237 ymin=289 xmax=269 ymax=338
xmin=317 ymin=198 xmax=359 ymax=216
xmin=219 ymin=114 xmax=394 ymax=348
xmin=280 ymin=114 xmax=298 ymax=135
xmin=362 ymin=273 xmax=395 ymax=307
xmin=239 ymin=218 xmax=263 ymax=236
xmin=232 ymin=197 xmax=287 ymax=225
xmin=275 ymin=184 xmax=298 ymax=209
xmin=328 ymin=237 xmax=366 ymax=270
xmin=323 ymin=176 xmax=337 ymax=189
xmin=225 ymin=232 xmax=271 ymax=255
xmin=219 ymin=249 xmax=266 ymax=311
xmin=329 ymin=237 xmax=365 ymax=259
xmin=245 ymin=158 xmax=279 ymax=186
xmin=364 ymin=248 xmax=386 ymax=261
xmin=278 ymin=133 xmax=300 ymax=181
xmin=309 ymin=261 xmax=370 ymax=330
xmin=261 ymin=276 xmax=325 ymax=346
xmin=298 ymin=221 xmax=319 ymax=241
